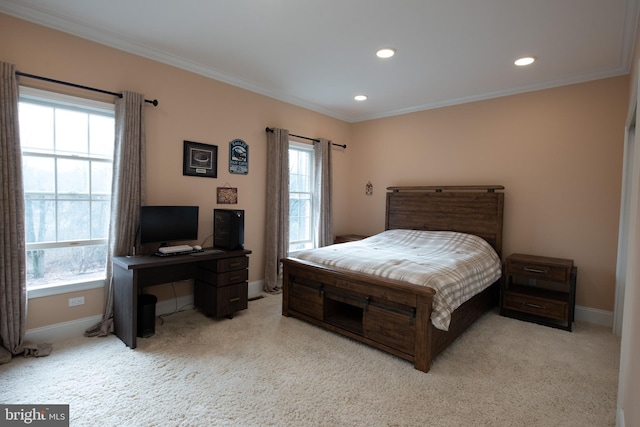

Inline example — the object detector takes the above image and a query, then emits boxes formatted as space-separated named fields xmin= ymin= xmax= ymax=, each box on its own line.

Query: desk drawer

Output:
xmin=199 ymin=256 xmax=248 ymax=273
xmin=194 ymin=280 xmax=248 ymax=317
xmin=197 ymin=268 xmax=248 ymax=287
xmin=504 ymin=293 xmax=567 ymax=321
xmin=216 ymin=282 xmax=248 ymax=317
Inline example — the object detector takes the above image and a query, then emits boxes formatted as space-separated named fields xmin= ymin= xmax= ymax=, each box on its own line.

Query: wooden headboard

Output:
xmin=385 ymin=185 xmax=504 ymax=258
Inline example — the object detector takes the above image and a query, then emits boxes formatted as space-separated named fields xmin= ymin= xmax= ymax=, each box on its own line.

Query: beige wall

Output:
xmin=1 ymin=14 xmax=629 ymax=331
xmin=348 ymin=77 xmax=628 ymax=311
xmin=0 ymin=14 xmax=352 ymax=329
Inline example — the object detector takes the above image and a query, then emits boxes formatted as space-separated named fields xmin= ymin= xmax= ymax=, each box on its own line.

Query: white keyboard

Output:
xmin=157 ymin=245 xmax=193 ymax=254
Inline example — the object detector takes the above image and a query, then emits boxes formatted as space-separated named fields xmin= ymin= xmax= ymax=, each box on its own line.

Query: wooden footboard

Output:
xmin=282 ymin=257 xmax=499 ymax=373
xmin=282 ymin=257 xmax=440 ymax=371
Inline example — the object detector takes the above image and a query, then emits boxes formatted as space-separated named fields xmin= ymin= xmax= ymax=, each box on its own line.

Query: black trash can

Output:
xmin=137 ymin=294 xmax=157 ymax=338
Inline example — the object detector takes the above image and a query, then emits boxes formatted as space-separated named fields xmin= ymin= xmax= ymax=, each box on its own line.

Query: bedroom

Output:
xmin=0 ymin=2 xmax=638 ymax=426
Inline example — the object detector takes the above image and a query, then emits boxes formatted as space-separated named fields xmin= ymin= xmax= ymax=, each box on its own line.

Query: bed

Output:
xmin=281 ymin=185 xmax=504 ymax=372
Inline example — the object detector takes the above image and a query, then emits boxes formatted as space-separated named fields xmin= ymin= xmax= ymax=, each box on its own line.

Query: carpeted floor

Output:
xmin=0 ymin=294 xmax=620 ymax=426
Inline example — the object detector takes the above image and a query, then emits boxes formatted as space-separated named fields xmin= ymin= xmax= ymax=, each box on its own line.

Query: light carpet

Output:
xmin=0 ymin=294 xmax=620 ymax=426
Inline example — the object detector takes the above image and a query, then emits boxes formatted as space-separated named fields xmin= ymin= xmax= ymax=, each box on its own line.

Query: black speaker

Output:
xmin=214 ymin=209 xmax=244 ymax=250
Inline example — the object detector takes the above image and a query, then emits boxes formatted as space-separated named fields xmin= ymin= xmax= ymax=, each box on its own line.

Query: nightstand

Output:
xmin=501 ymin=253 xmax=577 ymax=331
xmin=334 ymin=234 xmax=368 ymax=244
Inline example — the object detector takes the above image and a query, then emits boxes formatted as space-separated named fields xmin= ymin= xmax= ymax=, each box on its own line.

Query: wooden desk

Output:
xmin=112 ymin=249 xmax=251 ymax=348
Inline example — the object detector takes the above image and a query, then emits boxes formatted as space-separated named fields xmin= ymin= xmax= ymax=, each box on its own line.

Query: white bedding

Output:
xmin=290 ymin=229 xmax=502 ymax=331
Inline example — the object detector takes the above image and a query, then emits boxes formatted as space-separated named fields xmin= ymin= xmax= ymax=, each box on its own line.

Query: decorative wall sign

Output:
xmin=229 ymin=139 xmax=248 ymax=174
xmin=217 ymin=186 xmax=238 ymax=204
xmin=183 ymin=140 xmax=218 ymax=178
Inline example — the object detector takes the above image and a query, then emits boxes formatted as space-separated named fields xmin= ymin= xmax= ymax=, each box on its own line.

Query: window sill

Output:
xmin=27 ymin=279 xmax=105 ymax=299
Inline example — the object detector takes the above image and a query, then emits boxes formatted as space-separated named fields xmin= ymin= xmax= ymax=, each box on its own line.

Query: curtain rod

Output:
xmin=265 ymin=127 xmax=346 ymax=149
xmin=15 ymin=71 xmax=159 ymax=106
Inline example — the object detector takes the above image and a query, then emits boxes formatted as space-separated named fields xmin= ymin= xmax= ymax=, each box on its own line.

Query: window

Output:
xmin=18 ymin=88 xmax=115 ymax=292
xmin=289 ymin=142 xmax=315 ymax=252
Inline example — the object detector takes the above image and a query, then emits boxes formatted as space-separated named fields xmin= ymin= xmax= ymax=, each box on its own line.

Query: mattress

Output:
xmin=290 ymin=229 xmax=502 ymax=330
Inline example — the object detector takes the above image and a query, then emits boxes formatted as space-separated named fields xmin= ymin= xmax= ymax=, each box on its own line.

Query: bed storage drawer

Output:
xmin=364 ymin=306 xmax=415 ymax=355
xmin=289 ymin=281 xmax=323 ymax=320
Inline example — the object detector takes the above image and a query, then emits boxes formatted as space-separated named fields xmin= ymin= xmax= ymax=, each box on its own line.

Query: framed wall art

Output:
xmin=183 ymin=140 xmax=218 ymax=178
xmin=217 ymin=186 xmax=238 ymax=204
xmin=229 ymin=139 xmax=248 ymax=174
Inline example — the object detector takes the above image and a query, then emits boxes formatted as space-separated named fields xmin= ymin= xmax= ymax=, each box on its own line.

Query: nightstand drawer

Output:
xmin=505 ymin=293 xmax=567 ymax=321
xmin=507 ymin=261 xmax=568 ymax=282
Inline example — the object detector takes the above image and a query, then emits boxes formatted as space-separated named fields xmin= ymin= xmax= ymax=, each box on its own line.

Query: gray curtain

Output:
xmin=86 ymin=91 xmax=146 ymax=337
xmin=0 ymin=62 xmax=26 ymax=362
xmin=314 ymin=138 xmax=333 ymax=247
xmin=264 ymin=128 xmax=289 ymax=293
xmin=0 ymin=62 xmax=52 ymax=364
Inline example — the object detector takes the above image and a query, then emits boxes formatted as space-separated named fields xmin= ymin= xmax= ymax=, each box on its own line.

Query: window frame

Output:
xmin=288 ymin=141 xmax=316 ymax=253
xmin=19 ymin=87 xmax=115 ymax=298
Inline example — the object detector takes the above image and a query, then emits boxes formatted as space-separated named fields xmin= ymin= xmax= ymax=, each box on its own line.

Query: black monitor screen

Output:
xmin=139 ymin=206 xmax=199 ymax=245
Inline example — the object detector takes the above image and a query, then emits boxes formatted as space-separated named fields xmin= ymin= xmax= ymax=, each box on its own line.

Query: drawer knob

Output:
xmin=229 ymin=297 xmax=240 ymax=303
xmin=524 ymin=267 xmax=548 ymax=274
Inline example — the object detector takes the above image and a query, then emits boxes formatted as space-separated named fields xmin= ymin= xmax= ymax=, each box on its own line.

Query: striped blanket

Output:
xmin=290 ymin=229 xmax=502 ymax=331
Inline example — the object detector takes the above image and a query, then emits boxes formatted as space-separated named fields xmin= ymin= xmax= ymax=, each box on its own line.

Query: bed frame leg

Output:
xmin=414 ymin=294 xmax=432 ymax=372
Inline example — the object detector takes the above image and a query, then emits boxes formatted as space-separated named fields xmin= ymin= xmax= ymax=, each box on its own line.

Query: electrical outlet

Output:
xmin=68 ymin=296 xmax=85 ymax=307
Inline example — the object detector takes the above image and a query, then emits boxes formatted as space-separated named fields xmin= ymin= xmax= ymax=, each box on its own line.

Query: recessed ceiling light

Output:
xmin=354 ymin=95 xmax=368 ymax=101
xmin=514 ymin=56 xmax=536 ymax=66
xmin=376 ymin=48 xmax=396 ymax=59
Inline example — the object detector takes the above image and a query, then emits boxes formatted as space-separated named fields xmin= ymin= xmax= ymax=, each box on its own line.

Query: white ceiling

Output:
xmin=1 ymin=0 xmax=639 ymax=122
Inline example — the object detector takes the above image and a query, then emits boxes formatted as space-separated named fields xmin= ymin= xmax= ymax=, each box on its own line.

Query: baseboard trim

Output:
xmin=26 ymin=280 xmax=266 ymax=344
xmin=617 ymin=407 xmax=625 ymax=427
xmin=248 ymin=280 xmax=264 ymax=299
xmin=25 ymin=314 xmax=103 ymax=344
xmin=575 ymin=305 xmax=613 ymax=328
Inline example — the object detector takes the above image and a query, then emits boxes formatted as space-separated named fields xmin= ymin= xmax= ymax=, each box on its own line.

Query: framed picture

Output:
xmin=217 ymin=187 xmax=238 ymax=204
xmin=183 ymin=140 xmax=217 ymax=178
xmin=229 ymin=139 xmax=249 ymax=174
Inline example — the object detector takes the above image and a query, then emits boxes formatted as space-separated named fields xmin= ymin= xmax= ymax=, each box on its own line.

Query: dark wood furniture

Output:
xmin=334 ymin=234 xmax=368 ymax=244
xmin=501 ymin=253 xmax=577 ymax=331
xmin=195 ymin=254 xmax=249 ymax=318
xmin=282 ymin=185 xmax=504 ymax=373
xmin=112 ymin=249 xmax=251 ymax=348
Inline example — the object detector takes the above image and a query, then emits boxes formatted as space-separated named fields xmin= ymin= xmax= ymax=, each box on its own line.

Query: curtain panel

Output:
xmin=314 ymin=138 xmax=333 ymax=247
xmin=0 ymin=62 xmax=52 ymax=363
xmin=264 ymin=127 xmax=290 ymax=293
xmin=0 ymin=62 xmax=27 ymax=363
xmin=86 ymin=91 xmax=146 ymax=337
